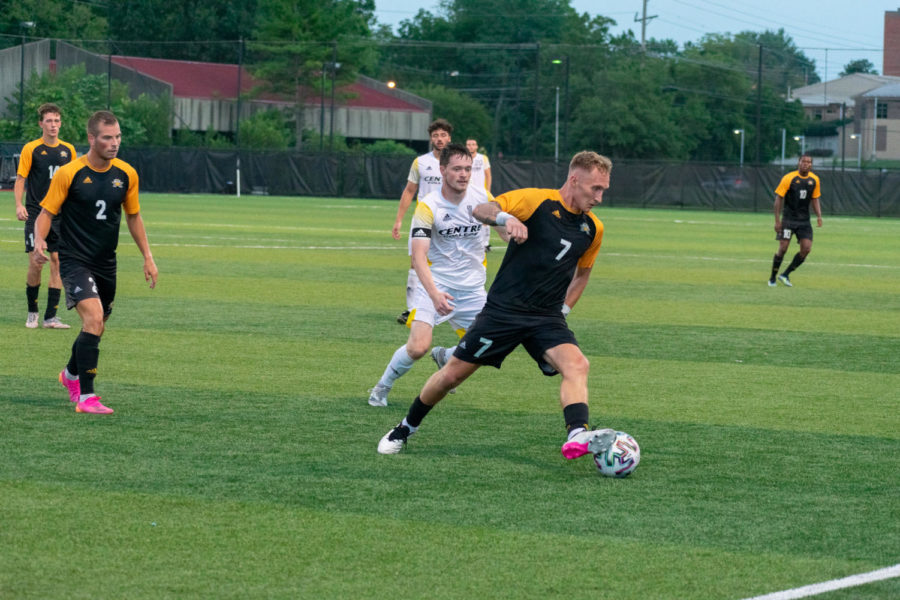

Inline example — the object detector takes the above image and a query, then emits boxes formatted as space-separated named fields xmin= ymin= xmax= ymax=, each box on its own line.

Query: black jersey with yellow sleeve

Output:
xmin=774 ymin=170 xmax=820 ymax=222
xmin=41 ymin=156 xmax=140 ymax=270
xmin=17 ymin=138 xmax=77 ymax=211
xmin=487 ymin=188 xmax=603 ymax=314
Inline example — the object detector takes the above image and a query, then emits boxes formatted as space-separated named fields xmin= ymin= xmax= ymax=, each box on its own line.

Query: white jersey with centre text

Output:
xmin=410 ymin=186 xmax=489 ymax=291
xmin=470 ymin=153 xmax=491 ymax=191
xmin=407 ymin=151 xmax=442 ymax=200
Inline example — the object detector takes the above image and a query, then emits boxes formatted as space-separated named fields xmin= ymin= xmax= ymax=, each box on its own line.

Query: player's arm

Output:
xmin=773 ymin=194 xmax=784 ymax=232
xmin=393 ymin=181 xmax=418 ymax=240
xmin=811 ymin=197 xmax=823 ymax=227
xmin=125 ymin=212 xmax=158 ymax=289
xmin=410 ymin=237 xmax=453 ymax=315
xmin=473 ymin=201 xmax=527 ymax=244
xmin=31 ymin=209 xmax=54 ymax=264
xmin=563 ymin=265 xmax=593 ymax=314
xmin=13 ymin=175 xmax=27 ymax=220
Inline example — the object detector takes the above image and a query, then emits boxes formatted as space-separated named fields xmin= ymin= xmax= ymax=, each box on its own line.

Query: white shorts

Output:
xmin=408 ymin=283 xmax=487 ymax=334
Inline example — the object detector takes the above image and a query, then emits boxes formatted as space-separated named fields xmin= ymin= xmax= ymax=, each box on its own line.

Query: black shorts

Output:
xmin=453 ymin=305 xmax=578 ymax=376
xmin=776 ymin=221 xmax=813 ymax=242
xmin=59 ymin=256 xmax=116 ymax=318
xmin=24 ymin=212 xmax=61 ymax=253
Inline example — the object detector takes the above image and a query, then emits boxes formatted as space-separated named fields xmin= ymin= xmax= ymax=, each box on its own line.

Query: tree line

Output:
xmin=0 ymin=0 xmax=876 ymax=161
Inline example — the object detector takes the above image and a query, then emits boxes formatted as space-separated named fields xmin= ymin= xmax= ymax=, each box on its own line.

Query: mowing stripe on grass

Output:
xmin=740 ymin=564 xmax=900 ymax=600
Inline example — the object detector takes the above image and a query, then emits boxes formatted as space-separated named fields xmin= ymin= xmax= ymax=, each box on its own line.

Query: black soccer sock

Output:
xmin=563 ymin=402 xmax=590 ymax=436
xmin=406 ymin=396 xmax=434 ymax=428
xmin=66 ymin=339 xmax=79 ymax=378
xmin=769 ymin=254 xmax=784 ymax=281
xmin=45 ymin=287 xmax=61 ymax=320
xmin=26 ymin=284 xmax=40 ymax=313
xmin=782 ymin=253 xmax=806 ymax=276
xmin=74 ymin=332 xmax=101 ymax=396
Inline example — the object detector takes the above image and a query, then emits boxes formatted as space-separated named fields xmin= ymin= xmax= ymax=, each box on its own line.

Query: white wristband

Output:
xmin=561 ymin=304 xmax=571 ymax=316
xmin=495 ymin=211 xmax=512 ymax=226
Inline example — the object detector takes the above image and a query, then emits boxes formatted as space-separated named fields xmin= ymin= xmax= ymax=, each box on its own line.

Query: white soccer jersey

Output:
xmin=469 ymin=153 xmax=491 ymax=191
xmin=407 ymin=152 xmax=442 ymax=200
xmin=410 ymin=186 xmax=489 ymax=291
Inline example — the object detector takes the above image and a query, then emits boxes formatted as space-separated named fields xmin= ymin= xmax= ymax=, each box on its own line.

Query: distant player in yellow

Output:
xmin=33 ymin=111 xmax=158 ymax=414
xmin=392 ymin=118 xmax=453 ymax=324
xmin=768 ymin=154 xmax=823 ymax=287
xmin=14 ymin=103 xmax=77 ymax=329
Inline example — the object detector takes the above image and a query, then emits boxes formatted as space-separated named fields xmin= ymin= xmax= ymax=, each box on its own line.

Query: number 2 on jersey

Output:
xmin=95 ymin=200 xmax=108 ymax=220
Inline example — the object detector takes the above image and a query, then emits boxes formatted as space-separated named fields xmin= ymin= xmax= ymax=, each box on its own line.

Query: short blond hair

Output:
xmin=569 ymin=151 xmax=612 ymax=175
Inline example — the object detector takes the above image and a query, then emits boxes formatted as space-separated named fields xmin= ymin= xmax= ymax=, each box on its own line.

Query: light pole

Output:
xmin=793 ymin=135 xmax=806 ymax=156
xmin=554 ymin=86 xmax=559 ymax=161
xmin=17 ymin=21 xmax=35 ymax=135
xmin=850 ymin=134 xmax=861 ymax=169
xmin=552 ymin=57 xmax=569 ymax=157
xmin=733 ymin=128 xmax=745 ymax=167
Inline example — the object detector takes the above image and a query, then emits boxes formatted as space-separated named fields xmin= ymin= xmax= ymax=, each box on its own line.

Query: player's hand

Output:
xmin=144 ymin=256 xmax=158 ymax=289
xmin=816 ymin=217 xmax=823 ymax=228
xmin=31 ymin=240 xmax=49 ymax=265
xmin=432 ymin=291 xmax=455 ymax=316
xmin=773 ymin=221 xmax=781 ymax=234
xmin=504 ymin=217 xmax=528 ymax=244
xmin=15 ymin=205 xmax=27 ymax=221
xmin=391 ymin=220 xmax=402 ymax=240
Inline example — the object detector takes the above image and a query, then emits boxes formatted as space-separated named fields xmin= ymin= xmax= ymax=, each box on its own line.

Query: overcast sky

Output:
xmin=373 ymin=0 xmax=888 ymax=80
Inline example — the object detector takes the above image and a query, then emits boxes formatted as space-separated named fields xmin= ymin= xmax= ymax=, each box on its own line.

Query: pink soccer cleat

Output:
xmin=59 ymin=370 xmax=80 ymax=403
xmin=561 ymin=428 xmax=616 ymax=460
xmin=75 ymin=396 xmax=114 ymax=414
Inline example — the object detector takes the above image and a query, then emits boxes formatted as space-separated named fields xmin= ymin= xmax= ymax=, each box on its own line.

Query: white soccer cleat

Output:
xmin=767 ymin=279 xmax=776 ymax=287
xmin=367 ymin=384 xmax=390 ymax=407
xmin=26 ymin=312 xmax=39 ymax=328
xmin=42 ymin=317 xmax=71 ymax=329
xmin=377 ymin=423 xmax=412 ymax=454
xmin=561 ymin=428 xmax=617 ymax=460
xmin=777 ymin=274 xmax=792 ymax=287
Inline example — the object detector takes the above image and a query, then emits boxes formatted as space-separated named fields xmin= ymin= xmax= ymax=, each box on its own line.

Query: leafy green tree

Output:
xmin=840 ymin=59 xmax=878 ymax=77
xmin=405 ymin=83 xmax=492 ymax=146
xmin=361 ymin=139 xmax=415 ymax=155
xmin=0 ymin=0 xmax=106 ymax=50
xmin=109 ymin=0 xmax=257 ymax=62
xmin=250 ymin=0 xmax=379 ymax=148
xmin=240 ymin=109 xmax=292 ymax=149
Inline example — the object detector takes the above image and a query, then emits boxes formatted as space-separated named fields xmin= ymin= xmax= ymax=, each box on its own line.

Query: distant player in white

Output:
xmin=393 ymin=119 xmax=454 ymax=325
xmin=369 ymin=143 xmax=507 ymax=407
xmin=466 ymin=138 xmax=493 ymax=251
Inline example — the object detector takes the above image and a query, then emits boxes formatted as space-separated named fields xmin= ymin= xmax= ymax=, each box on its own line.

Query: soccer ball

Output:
xmin=593 ymin=431 xmax=640 ymax=478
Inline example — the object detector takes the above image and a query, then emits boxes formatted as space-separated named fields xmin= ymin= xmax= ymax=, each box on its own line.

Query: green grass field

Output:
xmin=1 ymin=193 xmax=898 ymax=599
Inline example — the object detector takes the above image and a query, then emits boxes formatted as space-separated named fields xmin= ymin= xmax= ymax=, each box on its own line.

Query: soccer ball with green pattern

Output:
xmin=594 ymin=431 xmax=640 ymax=478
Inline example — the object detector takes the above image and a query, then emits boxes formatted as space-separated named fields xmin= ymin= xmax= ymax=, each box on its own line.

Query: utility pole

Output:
xmin=634 ymin=0 xmax=658 ymax=52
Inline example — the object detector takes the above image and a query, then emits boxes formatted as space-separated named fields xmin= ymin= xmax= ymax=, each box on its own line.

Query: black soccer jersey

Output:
xmin=16 ymin=138 xmax=77 ymax=212
xmin=487 ymin=188 xmax=603 ymax=314
xmin=41 ymin=156 xmax=140 ymax=272
xmin=775 ymin=170 xmax=821 ymax=223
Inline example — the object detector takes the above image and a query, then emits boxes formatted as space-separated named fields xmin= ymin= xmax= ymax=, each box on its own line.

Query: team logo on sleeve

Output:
xmin=112 ymin=178 xmax=124 ymax=188
xmin=411 ymin=227 xmax=432 ymax=238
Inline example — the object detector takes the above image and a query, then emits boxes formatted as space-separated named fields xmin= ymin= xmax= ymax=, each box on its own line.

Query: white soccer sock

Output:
xmin=64 ymin=368 xmax=78 ymax=381
xmin=401 ymin=417 xmax=418 ymax=433
xmin=567 ymin=427 xmax=586 ymax=440
xmin=379 ymin=344 xmax=417 ymax=387
xmin=406 ymin=268 xmax=419 ymax=308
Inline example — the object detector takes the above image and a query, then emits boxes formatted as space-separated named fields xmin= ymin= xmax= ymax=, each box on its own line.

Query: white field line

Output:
xmin=0 ymin=235 xmax=897 ymax=269
xmin=739 ymin=563 xmax=900 ymax=600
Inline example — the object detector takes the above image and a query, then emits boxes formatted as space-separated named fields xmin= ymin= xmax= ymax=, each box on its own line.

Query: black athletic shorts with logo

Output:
xmin=59 ymin=255 xmax=116 ymax=318
xmin=775 ymin=220 xmax=813 ymax=242
xmin=24 ymin=210 xmax=61 ymax=253
xmin=452 ymin=304 xmax=578 ymax=376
